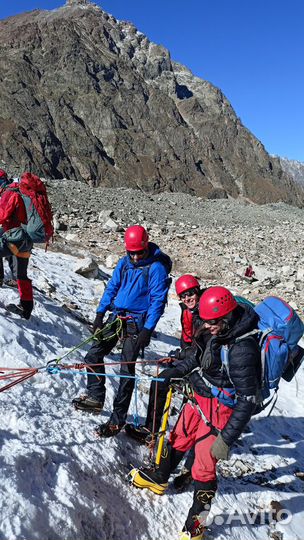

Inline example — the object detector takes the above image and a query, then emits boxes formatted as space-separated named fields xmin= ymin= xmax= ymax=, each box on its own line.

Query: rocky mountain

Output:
xmin=0 ymin=0 xmax=303 ymax=206
xmin=278 ymin=157 xmax=304 ymax=186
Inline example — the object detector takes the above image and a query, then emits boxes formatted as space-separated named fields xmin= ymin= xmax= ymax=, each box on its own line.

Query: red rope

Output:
xmin=0 ymin=367 xmax=38 ymax=393
xmin=58 ymin=358 xmax=171 ymax=370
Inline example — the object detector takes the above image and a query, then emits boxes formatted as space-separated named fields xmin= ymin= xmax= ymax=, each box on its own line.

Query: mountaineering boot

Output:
xmin=4 ymin=279 xmax=18 ymax=288
xmin=181 ymin=480 xmax=217 ymax=540
xmin=94 ymin=420 xmax=123 ymax=438
xmin=72 ymin=395 xmax=104 ymax=413
xmin=173 ymin=466 xmax=192 ymax=491
xmin=179 ymin=516 xmax=205 ymax=540
xmin=129 ymin=444 xmax=184 ymax=495
xmin=129 ymin=467 xmax=169 ymax=495
xmin=125 ymin=423 xmax=154 ymax=445
xmin=20 ymin=299 xmax=33 ymax=319
xmin=6 ymin=301 xmax=33 ymax=319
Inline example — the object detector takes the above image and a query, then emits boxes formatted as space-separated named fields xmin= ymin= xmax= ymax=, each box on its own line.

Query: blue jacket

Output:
xmin=97 ymin=242 xmax=170 ymax=331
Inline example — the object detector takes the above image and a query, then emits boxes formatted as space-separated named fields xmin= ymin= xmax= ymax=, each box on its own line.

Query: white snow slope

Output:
xmin=0 ymin=248 xmax=303 ymax=540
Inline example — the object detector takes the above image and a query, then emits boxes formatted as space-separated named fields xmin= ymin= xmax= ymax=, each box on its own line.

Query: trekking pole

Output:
xmin=155 ymin=386 xmax=173 ymax=466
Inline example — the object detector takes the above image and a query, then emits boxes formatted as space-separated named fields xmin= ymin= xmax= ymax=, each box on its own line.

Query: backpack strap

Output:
xmin=235 ymin=327 xmax=273 ymax=389
xmin=121 ymin=255 xmax=171 ymax=288
xmin=121 ymin=259 xmax=151 ymax=285
xmin=220 ymin=345 xmax=232 ymax=383
xmin=234 ymin=328 xmax=261 ymax=342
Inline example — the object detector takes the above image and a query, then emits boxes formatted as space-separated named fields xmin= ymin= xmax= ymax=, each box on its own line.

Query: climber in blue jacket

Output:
xmin=73 ymin=224 xmax=171 ymax=438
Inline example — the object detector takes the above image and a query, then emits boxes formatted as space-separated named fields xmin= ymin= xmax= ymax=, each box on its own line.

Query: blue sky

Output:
xmin=1 ymin=1 xmax=304 ymax=161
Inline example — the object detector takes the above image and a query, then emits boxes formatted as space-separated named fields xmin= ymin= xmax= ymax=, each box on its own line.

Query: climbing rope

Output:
xmin=52 ymin=317 xmax=124 ymax=365
xmin=0 ymin=366 xmax=39 ymax=393
xmin=0 ymin=358 xmax=167 ymax=393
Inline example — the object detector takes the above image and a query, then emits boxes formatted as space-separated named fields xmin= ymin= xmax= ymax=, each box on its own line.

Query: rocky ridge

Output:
xmin=46 ymin=180 xmax=304 ymax=313
xmin=0 ymin=1 xmax=303 ymax=206
xmin=279 ymin=157 xmax=304 ymax=187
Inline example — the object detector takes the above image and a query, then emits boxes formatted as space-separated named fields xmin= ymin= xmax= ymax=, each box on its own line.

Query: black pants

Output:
xmin=84 ymin=316 xmax=143 ymax=426
xmin=0 ymin=256 xmax=17 ymax=280
xmin=145 ymin=366 xmax=183 ymax=433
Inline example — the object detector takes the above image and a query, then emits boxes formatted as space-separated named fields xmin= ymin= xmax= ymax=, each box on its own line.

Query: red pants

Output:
xmin=169 ymin=393 xmax=233 ymax=483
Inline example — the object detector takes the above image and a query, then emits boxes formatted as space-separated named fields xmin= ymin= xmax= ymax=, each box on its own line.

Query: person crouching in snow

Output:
xmin=125 ymin=274 xmax=204 ymax=447
xmin=0 ymin=175 xmax=33 ymax=319
xmin=130 ymin=286 xmax=260 ymax=540
xmin=73 ymin=225 xmax=171 ymax=438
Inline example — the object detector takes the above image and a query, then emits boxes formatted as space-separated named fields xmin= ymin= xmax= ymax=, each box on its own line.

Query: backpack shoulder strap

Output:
xmin=120 ymin=259 xmax=151 ymax=285
xmin=120 ymin=258 xmax=128 ymax=281
xmin=220 ymin=330 xmax=263 ymax=385
xmin=220 ymin=345 xmax=232 ymax=384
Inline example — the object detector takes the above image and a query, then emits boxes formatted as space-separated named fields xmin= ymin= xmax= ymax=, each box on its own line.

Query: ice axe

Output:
xmin=155 ymin=386 xmax=173 ymax=466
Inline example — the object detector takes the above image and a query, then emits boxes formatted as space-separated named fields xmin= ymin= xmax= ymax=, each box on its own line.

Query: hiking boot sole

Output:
xmin=72 ymin=397 xmax=103 ymax=414
xmin=94 ymin=423 xmax=123 ymax=438
xmin=129 ymin=468 xmax=168 ymax=495
xmin=125 ymin=424 xmax=153 ymax=445
xmin=179 ymin=531 xmax=204 ymax=540
xmin=73 ymin=403 xmax=103 ymax=414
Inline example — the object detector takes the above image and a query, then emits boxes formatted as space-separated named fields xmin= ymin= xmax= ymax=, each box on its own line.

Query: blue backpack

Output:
xmin=216 ymin=296 xmax=304 ymax=411
xmin=254 ymin=296 xmax=304 ymax=400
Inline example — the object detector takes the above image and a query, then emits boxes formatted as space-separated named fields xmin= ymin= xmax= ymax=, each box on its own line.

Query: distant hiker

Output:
xmin=73 ymin=225 xmax=172 ymax=437
xmin=244 ymin=264 xmax=255 ymax=278
xmin=130 ymin=286 xmax=261 ymax=540
xmin=125 ymin=274 xmax=203 ymax=446
xmin=0 ymin=172 xmax=33 ymax=319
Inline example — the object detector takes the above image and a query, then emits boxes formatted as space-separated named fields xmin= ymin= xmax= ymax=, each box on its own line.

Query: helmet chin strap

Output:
xmin=219 ymin=308 xmax=239 ymax=335
xmin=219 ymin=319 xmax=231 ymax=335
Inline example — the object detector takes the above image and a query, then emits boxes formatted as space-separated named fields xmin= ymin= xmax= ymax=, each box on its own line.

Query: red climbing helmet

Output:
xmin=0 ymin=169 xmax=7 ymax=179
xmin=124 ymin=225 xmax=149 ymax=252
xmin=199 ymin=286 xmax=237 ymax=320
xmin=175 ymin=274 xmax=200 ymax=296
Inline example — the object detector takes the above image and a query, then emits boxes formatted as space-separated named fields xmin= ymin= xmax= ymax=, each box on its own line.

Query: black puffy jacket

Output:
xmin=172 ymin=304 xmax=261 ymax=447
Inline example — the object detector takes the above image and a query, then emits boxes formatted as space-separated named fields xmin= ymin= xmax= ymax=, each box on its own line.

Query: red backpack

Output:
xmin=10 ymin=173 xmax=54 ymax=245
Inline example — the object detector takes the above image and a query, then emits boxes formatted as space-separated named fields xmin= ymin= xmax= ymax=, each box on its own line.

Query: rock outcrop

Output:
xmin=0 ymin=1 xmax=303 ymax=205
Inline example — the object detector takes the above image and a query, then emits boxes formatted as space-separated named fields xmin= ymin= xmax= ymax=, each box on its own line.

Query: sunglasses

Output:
xmin=180 ymin=288 xmax=198 ymax=300
xmin=128 ymin=249 xmax=146 ymax=258
xmin=203 ymin=318 xmax=225 ymax=326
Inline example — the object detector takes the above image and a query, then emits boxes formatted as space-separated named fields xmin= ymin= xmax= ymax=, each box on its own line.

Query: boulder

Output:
xmin=74 ymin=257 xmax=99 ymax=279
xmin=106 ymin=253 xmax=120 ymax=268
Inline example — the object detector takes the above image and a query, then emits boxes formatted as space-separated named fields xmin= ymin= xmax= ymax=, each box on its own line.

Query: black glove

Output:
xmin=93 ymin=312 xmax=105 ymax=334
xmin=136 ymin=327 xmax=153 ymax=349
xmin=168 ymin=348 xmax=181 ymax=359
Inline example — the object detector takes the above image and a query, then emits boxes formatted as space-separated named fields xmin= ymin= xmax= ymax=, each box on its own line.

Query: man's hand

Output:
xmin=159 ymin=357 xmax=175 ymax=365
xmin=210 ymin=433 xmax=230 ymax=460
xmin=168 ymin=348 xmax=181 ymax=359
xmin=136 ymin=327 xmax=153 ymax=349
xmin=93 ymin=313 xmax=105 ymax=334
